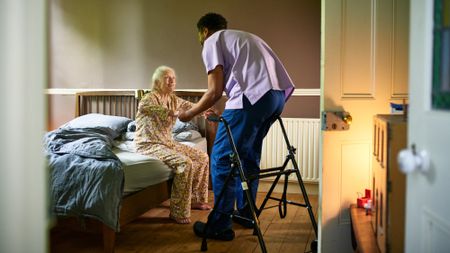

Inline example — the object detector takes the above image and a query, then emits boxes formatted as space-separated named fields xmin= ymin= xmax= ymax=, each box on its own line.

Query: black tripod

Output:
xmin=201 ymin=115 xmax=317 ymax=253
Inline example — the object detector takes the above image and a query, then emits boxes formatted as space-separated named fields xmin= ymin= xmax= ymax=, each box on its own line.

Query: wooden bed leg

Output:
xmin=102 ymin=225 xmax=116 ymax=253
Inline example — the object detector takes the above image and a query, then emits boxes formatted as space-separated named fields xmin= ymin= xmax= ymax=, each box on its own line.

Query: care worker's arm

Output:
xmin=178 ymin=65 xmax=224 ymax=122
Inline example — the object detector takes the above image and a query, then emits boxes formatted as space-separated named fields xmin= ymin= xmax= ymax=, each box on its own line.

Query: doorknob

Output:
xmin=397 ymin=144 xmax=430 ymax=174
xmin=321 ymin=111 xmax=352 ymax=131
xmin=343 ymin=113 xmax=352 ymax=125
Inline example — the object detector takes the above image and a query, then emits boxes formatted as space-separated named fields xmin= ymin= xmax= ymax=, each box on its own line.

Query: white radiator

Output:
xmin=260 ymin=118 xmax=320 ymax=183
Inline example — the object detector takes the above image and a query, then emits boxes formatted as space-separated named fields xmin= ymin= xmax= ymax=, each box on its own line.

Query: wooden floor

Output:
xmin=50 ymin=192 xmax=318 ymax=253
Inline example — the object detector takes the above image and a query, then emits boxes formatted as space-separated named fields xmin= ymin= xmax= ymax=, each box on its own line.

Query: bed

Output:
xmin=47 ymin=89 xmax=215 ymax=253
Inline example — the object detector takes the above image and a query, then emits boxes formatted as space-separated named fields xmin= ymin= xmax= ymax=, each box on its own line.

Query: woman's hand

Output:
xmin=168 ymin=110 xmax=179 ymax=118
xmin=178 ymin=107 xmax=219 ymax=123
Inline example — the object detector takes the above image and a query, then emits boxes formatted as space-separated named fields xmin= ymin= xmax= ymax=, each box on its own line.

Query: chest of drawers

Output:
xmin=372 ymin=114 xmax=407 ymax=253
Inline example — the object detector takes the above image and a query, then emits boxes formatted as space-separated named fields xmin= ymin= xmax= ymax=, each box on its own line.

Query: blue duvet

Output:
xmin=44 ymin=127 xmax=124 ymax=231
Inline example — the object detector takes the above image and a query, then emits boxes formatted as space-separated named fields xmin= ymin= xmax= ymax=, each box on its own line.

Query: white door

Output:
xmin=404 ymin=1 xmax=450 ymax=252
xmin=320 ymin=0 xmax=409 ymax=252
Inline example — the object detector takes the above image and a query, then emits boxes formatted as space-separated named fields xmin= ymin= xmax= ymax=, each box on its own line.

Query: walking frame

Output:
xmin=200 ymin=115 xmax=318 ymax=253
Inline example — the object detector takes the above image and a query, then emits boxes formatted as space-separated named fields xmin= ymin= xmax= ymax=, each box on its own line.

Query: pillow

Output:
xmin=172 ymin=118 xmax=199 ymax=134
xmin=121 ymin=131 xmax=135 ymax=141
xmin=62 ymin=113 xmax=132 ymax=139
xmin=127 ymin=121 xmax=136 ymax=132
xmin=174 ymin=130 xmax=202 ymax=141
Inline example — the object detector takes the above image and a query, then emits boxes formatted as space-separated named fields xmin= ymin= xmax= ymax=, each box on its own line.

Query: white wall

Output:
xmin=0 ymin=1 xmax=48 ymax=252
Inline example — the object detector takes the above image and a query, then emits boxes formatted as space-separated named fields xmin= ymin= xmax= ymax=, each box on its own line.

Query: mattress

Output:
xmin=114 ymin=138 xmax=208 ymax=195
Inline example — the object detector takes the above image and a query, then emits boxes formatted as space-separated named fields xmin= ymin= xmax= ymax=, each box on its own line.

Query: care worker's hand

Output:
xmin=204 ymin=108 xmax=220 ymax=126
xmin=203 ymin=108 xmax=216 ymax=119
xmin=177 ymin=109 xmax=194 ymax=122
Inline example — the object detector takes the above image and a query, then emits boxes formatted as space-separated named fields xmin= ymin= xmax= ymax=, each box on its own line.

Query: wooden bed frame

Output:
xmin=56 ymin=89 xmax=216 ymax=253
xmin=75 ymin=89 xmax=216 ymax=154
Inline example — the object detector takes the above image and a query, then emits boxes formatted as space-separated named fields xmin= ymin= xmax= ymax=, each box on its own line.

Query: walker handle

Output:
xmin=207 ymin=114 xmax=221 ymax=122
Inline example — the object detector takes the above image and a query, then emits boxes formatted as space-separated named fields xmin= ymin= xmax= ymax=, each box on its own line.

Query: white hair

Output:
xmin=151 ymin=65 xmax=175 ymax=91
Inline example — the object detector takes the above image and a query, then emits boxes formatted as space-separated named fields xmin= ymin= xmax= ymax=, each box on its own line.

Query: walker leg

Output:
xmin=201 ymin=116 xmax=268 ymax=253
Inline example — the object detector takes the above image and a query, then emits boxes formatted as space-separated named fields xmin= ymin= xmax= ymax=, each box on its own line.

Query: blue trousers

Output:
xmin=210 ymin=90 xmax=285 ymax=230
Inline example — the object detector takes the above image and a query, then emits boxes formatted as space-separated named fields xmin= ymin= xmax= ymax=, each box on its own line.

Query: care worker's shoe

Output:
xmin=232 ymin=210 xmax=255 ymax=229
xmin=193 ymin=221 xmax=235 ymax=241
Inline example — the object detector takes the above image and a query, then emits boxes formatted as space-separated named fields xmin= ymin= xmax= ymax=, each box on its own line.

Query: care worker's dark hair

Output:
xmin=197 ymin=13 xmax=227 ymax=32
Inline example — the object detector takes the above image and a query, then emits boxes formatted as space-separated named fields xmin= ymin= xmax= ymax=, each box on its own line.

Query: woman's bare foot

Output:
xmin=191 ymin=203 xmax=212 ymax=210
xmin=170 ymin=215 xmax=191 ymax=224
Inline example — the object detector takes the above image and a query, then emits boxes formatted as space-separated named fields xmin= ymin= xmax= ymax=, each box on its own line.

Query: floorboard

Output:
xmin=50 ymin=191 xmax=318 ymax=253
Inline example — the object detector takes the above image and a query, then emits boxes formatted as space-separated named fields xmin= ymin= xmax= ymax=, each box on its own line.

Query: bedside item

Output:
xmin=357 ymin=189 xmax=372 ymax=208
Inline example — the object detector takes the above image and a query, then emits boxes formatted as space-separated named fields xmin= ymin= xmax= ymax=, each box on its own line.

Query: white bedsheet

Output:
xmin=114 ymin=138 xmax=208 ymax=195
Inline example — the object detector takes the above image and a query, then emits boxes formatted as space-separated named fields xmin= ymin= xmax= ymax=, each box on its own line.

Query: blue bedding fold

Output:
xmin=44 ymin=127 xmax=124 ymax=231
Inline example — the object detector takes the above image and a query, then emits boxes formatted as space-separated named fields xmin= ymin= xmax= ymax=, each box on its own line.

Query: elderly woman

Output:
xmin=134 ymin=65 xmax=211 ymax=224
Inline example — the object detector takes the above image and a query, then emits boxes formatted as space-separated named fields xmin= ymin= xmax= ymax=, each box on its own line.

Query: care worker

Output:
xmin=177 ymin=13 xmax=295 ymax=240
